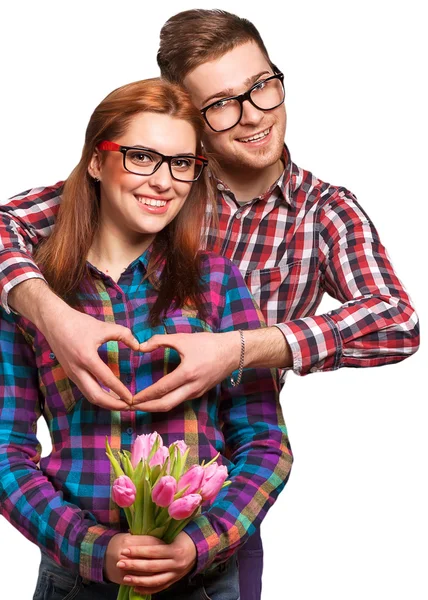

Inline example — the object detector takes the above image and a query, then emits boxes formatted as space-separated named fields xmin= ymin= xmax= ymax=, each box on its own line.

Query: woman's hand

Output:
xmin=104 ymin=533 xmax=166 ymax=584
xmin=116 ymin=532 xmax=197 ymax=594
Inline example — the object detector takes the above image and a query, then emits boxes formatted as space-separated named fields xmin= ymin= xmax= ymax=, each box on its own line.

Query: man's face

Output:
xmin=183 ymin=41 xmax=286 ymax=173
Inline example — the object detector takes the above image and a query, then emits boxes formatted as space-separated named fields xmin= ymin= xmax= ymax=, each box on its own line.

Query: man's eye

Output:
xmin=252 ymin=80 xmax=267 ymax=92
xmin=211 ymin=99 xmax=232 ymax=111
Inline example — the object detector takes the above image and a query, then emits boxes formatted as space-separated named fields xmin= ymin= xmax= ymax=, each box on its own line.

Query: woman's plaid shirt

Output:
xmin=0 ymin=147 xmax=418 ymax=374
xmin=0 ymin=251 xmax=292 ymax=582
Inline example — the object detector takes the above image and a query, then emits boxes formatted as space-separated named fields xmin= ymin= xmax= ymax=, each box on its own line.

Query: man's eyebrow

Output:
xmin=201 ymin=71 xmax=272 ymax=107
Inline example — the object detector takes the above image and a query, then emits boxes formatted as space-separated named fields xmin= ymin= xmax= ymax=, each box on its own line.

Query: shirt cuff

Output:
xmin=0 ymin=249 xmax=46 ymax=313
xmin=275 ymin=314 xmax=343 ymax=375
xmin=79 ymin=524 xmax=118 ymax=583
xmin=183 ymin=515 xmax=220 ymax=573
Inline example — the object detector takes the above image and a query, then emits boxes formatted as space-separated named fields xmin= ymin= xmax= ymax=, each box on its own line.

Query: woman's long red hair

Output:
xmin=35 ymin=78 xmax=216 ymax=324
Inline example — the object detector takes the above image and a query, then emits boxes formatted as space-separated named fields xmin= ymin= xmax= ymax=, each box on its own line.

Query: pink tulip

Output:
xmin=177 ymin=465 xmax=205 ymax=495
xmin=200 ymin=464 xmax=229 ymax=501
xmin=112 ymin=476 xmax=137 ymax=508
xmin=131 ymin=432 xmax=163 ymax=467
xmin=149 ymin=445 xmax=170 ymax=468
xmin=168 ymin=494 xmax=202 ymax=519
xmin=152 ymin=476 xmax=177 ymax=507
xmin=172 ymin=440 xmax=188 ymax=456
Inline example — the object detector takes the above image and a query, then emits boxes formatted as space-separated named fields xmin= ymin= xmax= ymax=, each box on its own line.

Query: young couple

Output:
xmin=0 ymin=8 xmax=418 ymax=600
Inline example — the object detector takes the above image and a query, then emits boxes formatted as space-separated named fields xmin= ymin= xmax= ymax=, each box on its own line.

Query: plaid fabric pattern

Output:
xmin=0 ymin=146 xmax=419 ymax=375
xmin=0 ymin=250 xmax=292 ymax=581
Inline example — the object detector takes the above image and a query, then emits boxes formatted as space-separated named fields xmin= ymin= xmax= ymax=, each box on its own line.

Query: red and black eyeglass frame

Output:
xmin=96 ymin=141 xmax=208 ymax=182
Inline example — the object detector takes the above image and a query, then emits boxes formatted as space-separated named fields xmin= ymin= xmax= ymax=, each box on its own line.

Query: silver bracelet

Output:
xmin=230 ymin=330 xmax=245 ymax=387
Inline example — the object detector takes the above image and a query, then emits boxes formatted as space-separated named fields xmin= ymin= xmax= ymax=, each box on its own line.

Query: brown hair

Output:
xmin=157 ymin=9 xmax=274 ymax=84
xmin=35 ymin=78 xmax=215 ymax=324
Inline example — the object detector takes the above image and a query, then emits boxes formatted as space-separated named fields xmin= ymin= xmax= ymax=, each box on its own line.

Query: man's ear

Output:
xmin=88 ymin=149 xmax=102 ymax=181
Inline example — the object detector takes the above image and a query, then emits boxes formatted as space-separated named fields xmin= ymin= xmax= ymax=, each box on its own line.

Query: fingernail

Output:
xmin=123 ymin=576 xmax=132 ymax=583
xmin=121 ymin=548 xmax=131 ymax=556
xmin=117 ymin=561 xmax=126 ymax=568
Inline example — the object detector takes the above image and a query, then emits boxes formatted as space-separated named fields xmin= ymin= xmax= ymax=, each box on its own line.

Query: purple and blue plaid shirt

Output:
xmin=0 ymin=249 xmax=292 ymax=582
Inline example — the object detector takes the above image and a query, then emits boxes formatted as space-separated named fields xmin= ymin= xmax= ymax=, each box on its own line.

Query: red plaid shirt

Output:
xmin=0 ymin=147 xmax=419 ymax=375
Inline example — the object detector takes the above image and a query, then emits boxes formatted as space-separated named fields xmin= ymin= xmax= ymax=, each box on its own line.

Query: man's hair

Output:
xmin=157 ymin=9 xmax=274 ymax=84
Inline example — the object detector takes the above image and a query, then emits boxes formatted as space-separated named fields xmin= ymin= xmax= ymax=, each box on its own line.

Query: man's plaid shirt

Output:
xmin=0 ymin=146 xmax=419 ymax=374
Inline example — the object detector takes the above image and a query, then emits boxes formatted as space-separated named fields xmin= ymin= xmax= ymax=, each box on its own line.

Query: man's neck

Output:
xmin=218 ymin=158 xmax=284 ymax=204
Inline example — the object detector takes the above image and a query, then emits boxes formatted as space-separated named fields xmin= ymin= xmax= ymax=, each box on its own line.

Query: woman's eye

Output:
xmin=129 ymin=151 xmax=153 ymax=164
xmin=172 ymin=158 xmax=193 ymax=170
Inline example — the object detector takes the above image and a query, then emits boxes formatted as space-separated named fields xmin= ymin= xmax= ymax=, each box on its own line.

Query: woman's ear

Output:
xmin=88 ymin=149 xmax=102 ymax=181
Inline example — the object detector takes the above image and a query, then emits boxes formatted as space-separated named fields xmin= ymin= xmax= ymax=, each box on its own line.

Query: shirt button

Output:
xmin=217 ymin=184 xmax=225 ymax=191
xmin=49 ymin=352 xmax=56 ymax=360
xmin=235 ymin=212 xmax=242 ymax=220
xmin=126 ymin=427 xmax=134 ymax=435
xmin=116 ymin=292 xmax=122 ymax=300
xmin=125 ymin=374 xmax=133 ymax=384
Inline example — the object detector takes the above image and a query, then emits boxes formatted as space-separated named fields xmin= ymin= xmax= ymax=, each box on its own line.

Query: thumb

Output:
xmin=139 ymin=334 xmax=179 ymax=353
xmin=100 ymin=324 xmax=139 ymax=351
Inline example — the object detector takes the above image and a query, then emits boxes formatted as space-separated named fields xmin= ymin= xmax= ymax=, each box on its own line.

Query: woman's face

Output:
xmin=90 ymin=112 xmax=198 ymax=243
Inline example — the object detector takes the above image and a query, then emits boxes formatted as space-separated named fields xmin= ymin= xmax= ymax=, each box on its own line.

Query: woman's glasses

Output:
xmin=97 ymin=141 xmax=208 ymax=183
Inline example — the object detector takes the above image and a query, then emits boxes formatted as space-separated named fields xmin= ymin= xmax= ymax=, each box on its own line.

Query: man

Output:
xmin=0 ymin=9 xmax=419 ymax=600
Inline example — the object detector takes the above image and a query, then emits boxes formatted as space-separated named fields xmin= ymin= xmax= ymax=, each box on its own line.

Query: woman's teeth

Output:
xmin=136 ymin=197 xmax=167 ymax=207
xmin=238 ymin=127 xmax=271 ymax=143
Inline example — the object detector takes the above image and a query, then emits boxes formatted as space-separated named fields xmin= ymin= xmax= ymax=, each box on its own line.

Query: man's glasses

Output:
xmin=200 ymin=72 xmax=285 ymax=133
xmin=96 ymin=141 xmax=208 ymax=183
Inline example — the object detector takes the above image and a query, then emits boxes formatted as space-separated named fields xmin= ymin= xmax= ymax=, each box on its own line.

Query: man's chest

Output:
xmin=211 ymin=197 xmax=322 ymax=323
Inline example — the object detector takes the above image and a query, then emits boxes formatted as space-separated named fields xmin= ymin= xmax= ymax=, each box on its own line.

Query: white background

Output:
xmin=0 ymin=1 xmax=427 ymax=599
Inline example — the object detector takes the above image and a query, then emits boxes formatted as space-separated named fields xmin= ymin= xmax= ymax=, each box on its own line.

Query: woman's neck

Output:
xmin=88 ymin=222 xmax=154 ymax=282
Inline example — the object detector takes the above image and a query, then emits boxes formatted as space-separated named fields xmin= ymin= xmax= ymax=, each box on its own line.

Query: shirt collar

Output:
xmin=214 ymin=144 xmax=301 ymax=208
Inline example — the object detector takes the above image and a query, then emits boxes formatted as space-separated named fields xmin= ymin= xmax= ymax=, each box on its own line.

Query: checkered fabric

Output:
xmin=0 ymin=250 xmax=292 ymax=581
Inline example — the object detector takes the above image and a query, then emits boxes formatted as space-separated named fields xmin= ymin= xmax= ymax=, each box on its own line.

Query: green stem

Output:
xmin=117 ymin=583 xmax=130 ymax=600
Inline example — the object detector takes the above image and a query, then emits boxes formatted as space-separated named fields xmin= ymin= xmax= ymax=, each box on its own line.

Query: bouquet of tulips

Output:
xmin=105 ymin=432 xmax=230 ymax=600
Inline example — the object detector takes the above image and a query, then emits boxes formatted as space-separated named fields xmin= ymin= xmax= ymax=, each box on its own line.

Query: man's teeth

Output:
xmin=238 ymin=128 xmax=270 ymax=143
xmin=136 ymin=197 xmax=167 ymax=207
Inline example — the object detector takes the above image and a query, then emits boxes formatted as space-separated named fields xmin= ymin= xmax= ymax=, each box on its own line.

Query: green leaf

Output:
xmin=105 ymin=437 xmax=125 ymax=479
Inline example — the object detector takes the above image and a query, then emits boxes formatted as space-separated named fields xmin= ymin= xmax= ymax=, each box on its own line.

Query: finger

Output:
xmin=132 ymin=368 xmax=190 ymax=404
xmin=85 ymin=358 xmax=133 ymax=404
xmin=120 ymin=544 xmax=175 ymax=560
xmin=123 ymin=571 xmax=175 ymax=589
xmin=100 ymin=325 xmax=140 ymax=352
xmin=117 ymin=558 xmax=177 ymax=573
xmin=76 ymin=371 xmax=132 ymax=410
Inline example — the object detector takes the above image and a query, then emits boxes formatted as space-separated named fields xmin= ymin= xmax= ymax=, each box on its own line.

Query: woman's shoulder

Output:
xmin=198 ymin=251 xmax=241 ymax=280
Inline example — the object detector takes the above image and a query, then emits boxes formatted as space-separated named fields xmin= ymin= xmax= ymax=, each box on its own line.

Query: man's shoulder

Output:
xmin=291 ymin=162 xmax=358 ymax=210
xmin=5 ymin=181 xmax=65 ymax=206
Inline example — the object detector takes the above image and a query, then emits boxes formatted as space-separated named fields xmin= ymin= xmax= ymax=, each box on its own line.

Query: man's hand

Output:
xmin=131 ymin=331 xmax=241 ymax=411
xmin=131 ymin=327 xmax=292 ymax=412
xmin=9 ymin=280 xmax=139 ymax=409
xmin=116 ymin=532 xmax=197 ymax=594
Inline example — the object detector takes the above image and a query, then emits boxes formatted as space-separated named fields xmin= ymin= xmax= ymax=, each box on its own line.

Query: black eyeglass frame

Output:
xmin=96 ymin=141 xmax=209 ymax=183
xmin=200 ymin=72 xmax=285 ymax=133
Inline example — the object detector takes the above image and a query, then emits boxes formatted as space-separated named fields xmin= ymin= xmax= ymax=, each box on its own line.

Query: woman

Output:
xmin=0 ymin=78 xmax=292 ymax=600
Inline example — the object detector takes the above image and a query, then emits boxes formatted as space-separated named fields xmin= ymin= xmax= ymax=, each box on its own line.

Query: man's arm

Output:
xmin=276 ymin=188 xmax=420 ymax=375
xmin=0 ymin=184 xmax=138 ymax=406
xmin=132 ymin=190 xmax=419 ymax=411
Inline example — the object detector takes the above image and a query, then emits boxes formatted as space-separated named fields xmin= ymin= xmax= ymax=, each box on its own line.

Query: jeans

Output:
xmin=237 ymin=529 xmax=263 ymax=600
xmin=32 ymin=550 xmax=240 ymax=600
